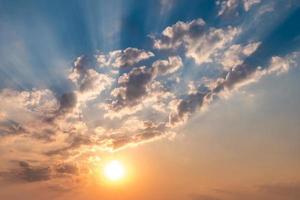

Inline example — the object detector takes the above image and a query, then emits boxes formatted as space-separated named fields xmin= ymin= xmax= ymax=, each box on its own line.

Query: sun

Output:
xmin=103 ymin=160 xmax=125 ymax=181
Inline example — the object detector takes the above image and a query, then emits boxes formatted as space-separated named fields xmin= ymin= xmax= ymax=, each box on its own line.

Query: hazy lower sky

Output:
xmin=0 ymin=0 xmax=300 ymax=200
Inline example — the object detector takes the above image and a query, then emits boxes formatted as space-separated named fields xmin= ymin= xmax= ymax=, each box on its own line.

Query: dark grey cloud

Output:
xmin=57 ymin=92 xmax=77 ymax=115
xmin=169 ymin=90 xmax=210 ymax=125
xmin=55 ymin=163 xmax=78 ymax=175
xmin=0 ymin=120 xmax=27 ymax=137
xmin=110 ymin=66 xmax=157 ymax=110
xmin=72 ymin=55 xmax=97 ymax=77
xmin=13 ymin=161 xmax=51 ymax=182
xmin=0 ymin=160 xmax=81 ymax=182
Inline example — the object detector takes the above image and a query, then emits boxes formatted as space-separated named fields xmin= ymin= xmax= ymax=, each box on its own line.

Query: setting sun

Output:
xmin=103 ymin=160 xmax=125 ymax=181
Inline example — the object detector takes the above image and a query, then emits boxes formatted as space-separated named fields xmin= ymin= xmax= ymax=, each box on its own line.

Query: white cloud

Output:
xmin=152 ymin=56 xmax=183 ymax=75
xmin=217 ymin=0 xmax=261 ymax=16
xmin=96 ymin=47 xmax=154 ymax=68
xmin=218 ymin=42 xmax=261 ymax=70
xmin=243 ymin=0 xmax=261 ymax=11
xmin=153 ymin=18 xmax=240 ymax=65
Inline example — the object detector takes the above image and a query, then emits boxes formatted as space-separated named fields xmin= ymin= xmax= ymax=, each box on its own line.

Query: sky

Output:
xmin=0 ymin=0 xmax=300 ymax=199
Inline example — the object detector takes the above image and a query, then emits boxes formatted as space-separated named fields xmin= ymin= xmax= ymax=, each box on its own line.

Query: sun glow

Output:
xmin=103 ymin=160 xmax=125 ymax=181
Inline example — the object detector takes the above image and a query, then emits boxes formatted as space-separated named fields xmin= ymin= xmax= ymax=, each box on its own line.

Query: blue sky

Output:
xmin=0 ymin=0 xmax=299 ymax=84
xmin=0 ymin=0 xmax=299 ymax=91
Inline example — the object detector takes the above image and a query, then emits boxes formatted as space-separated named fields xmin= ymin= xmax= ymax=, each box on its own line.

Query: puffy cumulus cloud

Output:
xmin=100 ymin=59 xmax=179 ymax=119
xmin=152 ymin=56 xmax=183 ymax=75
xmin=96 ymin=47 xmax=154 ymax=68
xmin=219 ymin=52 xmax=299 ymax=91
xmin=0 ymin=88 xmax=86 ymax=147
xmin=106 ymin=66 xmax=158 ymax=114
xmin=0 ymin=88 xmax=62 ymax=140
xmin=101 ymin=80 xmax=176 ymax=119
xmin=169 ymin=89 xmax=212 ymax=126
xmin=0 ymin=88 xmax=59 ymax=120
xmin=153 ymin=18 xmax=240 ymax=65
xmin=168 ymin=52 xmax=299 ymax=126
xmin=153 ymin=19 xmax=206 ymax=49
xmin=266 ymin=54 xmax=298 ymax=75
xmin=218 ymin=42 xmax=261 ymax=70
xmin=217 ymin=0 xmax=261 ymax=16
xmin=185 ymin=27 xmax=240 ymax=65
xmin=69 ymin=55 xmax=113 ymax=102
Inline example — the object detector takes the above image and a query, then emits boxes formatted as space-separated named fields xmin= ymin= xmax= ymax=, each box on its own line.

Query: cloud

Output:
xmin=45 ymin=134 xmax=92 ymax=156
xmin=217 ymin=42 xmax=261 ymax=70
xmin=153 ymin=18 xmax=240 ymax=65
xmin=217 ymin=0 xmax=261 ymax=16
xmin=2 ymin=161 xmax=52 ymax=182
xmin=153 ymin=18 xmax=206 ymax=50
xmin=109 ymin=66 xmax=157 ymax=110
xmin=103 ymin=120 xmax=170 ymax=150
xmin=0 ymin=161 xmax=82 ymax=185
xmin=57 ymin=92 xmax=77 ymax=116
xmin=0 ymin=88 xmax=59 ymax=120
xmin=217 ymin=0 xmax=239 ymax=16
xmin=243 ymin=0 xmax=261 ymax=11
xmin=69 ymin=55 xmax=113 ymax=102
xmin=54 ymin=163 xmax=79 ymax=175
xmin=96 ymin=47 xmax=154 ymax=68
xmin=152 ymin=56 xmax=183 ymax=75
xmin=0 ymin=89 xmax=60 ymax=139
xmin=168 ymin=51 xmax=299 ymax=125
xmin=169 ymin=89 xmax=210 ymax=126
xmin=0 ymin=120 xmax=27 ymax=137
